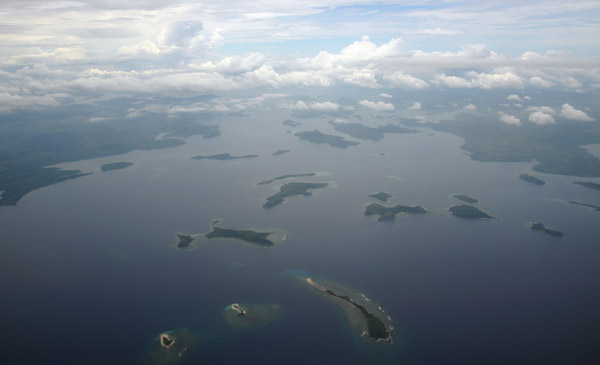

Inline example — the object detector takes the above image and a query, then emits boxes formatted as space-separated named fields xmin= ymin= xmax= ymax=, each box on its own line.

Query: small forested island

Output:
xmin=368 ymin=192 xmax=392 ymax=202
xmin=329 ymin=121 xmax=417 ymax=141
xmin=272 ymin=149 xmax=290 ymax=156
xmin=144 ymin=328 xmax=198 ymax=364
xmin=364 ymin=203 xmax=427 ymax=221
xmin=294 ymin=130 xmax=360 ymax=148
xmin=453 ymin=194 xmax=478 ymax=204
xmin=569 ymin=201 xmax=600 ymax=212
xmin=530 ymin=222 xmax=564 ymax=237
xmin=191 ymin=153 xmax=258 ymax=160
xmin=263 ymin=182 xmax=329 ymax=208
xmin=100 ymin=161 xmax=133 ymax=172
xmin=283 ymin=119 xmax=301 ymax=127
xmin=205 ymin=226 xmax=275 ymax=246
xmin=223 ymin=303 xmax=283 ymax=330
xmin=574 ymin=181 xmax=600 ymax=191
xmin=176 ymin=234 xmax=194 ymax=248
xmin=519 ymin=174 xmax=545 ymax=185
xmin=449 ymin=204 xmax=495 ymax=219
xmin=257 ymin=173 xmax=316 ymax=185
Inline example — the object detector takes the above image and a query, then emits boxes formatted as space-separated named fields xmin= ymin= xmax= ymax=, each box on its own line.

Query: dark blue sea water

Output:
xmin=1 ymin=110 xmax=600 ymax=364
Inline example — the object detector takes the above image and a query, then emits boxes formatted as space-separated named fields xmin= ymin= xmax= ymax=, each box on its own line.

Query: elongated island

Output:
xmin=364 ymin=203 xmax=427 ymax=221
xmin=263 ymin=182 xmax=329 ymax=208
xmin=174 ymin=220 xmax=286 ymax=249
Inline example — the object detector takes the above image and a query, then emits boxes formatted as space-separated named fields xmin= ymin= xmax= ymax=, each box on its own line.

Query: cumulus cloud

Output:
xmin=294 ymin=100 xmax=309 ymax=110
xmin=560 ymin=103 xmax=595 ymax=122
xmin=385 ymin=71 xmax=428 ymax=89
xmin=463 ymin=104 xmax=477 ymax=111
xmin=498 ymin=112 xmax=521 ymax=126
xmin=529 ymin=111 xmax=556 ymax=125
xmin=527 ymin=106 xmax=556 ymax=115
xmin=309 ymin=101 xmax=339 ymax=111
xmin=507 ymin=94 xmax=521 ymax=101
xmin=379 ymin=93 xmax=392 ymax=98
xmin=407 ymin=102 xmax=421 ymax=110
xmin=529 ymin=76 xmax=554 ymax=88
xmin=358 ymin=100 xmax=395 ymax=111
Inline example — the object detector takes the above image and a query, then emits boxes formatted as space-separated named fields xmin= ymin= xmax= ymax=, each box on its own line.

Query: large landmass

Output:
xmin=101 ymin=161 xmax=133 ymax=172
xmin=449 ymin=204 xmax=495 ymax=219
xmin=294 ymin=130 xmax=360 ymax=148
xmin=257 ymin=173 xmax=316 ymax=185
xmin=263 ymin=182 xmax=329 ymax=208
xmin=364 ymin=203 xmax=427 ymax=221
xmin=530 ymin=222 xmax=564 ymax=237
xmin=574 ymin=181 xmax=600 ymax=191
xmin=191 ymin=153 xmax=258 ymax=160
xmin=519 ymin=174 xmax=545 ymax=185
xmin=452 ymin=194 xmax=478 ymax=204
xmin=329 ymin=121 xmax=417 ymax=141
xmin=0 ymin=113 xmax=220 ymax=206
xmin=418 ymin=112 xmax=600 ymax=177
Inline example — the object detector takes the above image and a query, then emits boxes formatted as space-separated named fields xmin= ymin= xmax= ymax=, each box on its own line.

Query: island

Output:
xmin=364 ymin=203 xmax=427 ymax=221
xmin=449 ymin=204 xmax=495 ymax=219
xmin=519 ymin=174 xmax=545 ymax=185
xmin=368 ymin=192 xmax=393 ymax=202
xmin=100 ymin=161 xmax=133 ymax=172
xmin=191 ymin=153 xmax=258 ymax=160
xmin=272 ymin=149 xmax=290 ymax=156
xmin=263 ymin=182 xmax=329 ymax=208
xmin=452 ymin=194 xmax=478 ymax=204
xmin=574 ymin=181 xmax=600 ymax=191
xmin=257 ymin=173 xmax=316 ymax=185
xmin=223 ymin=303 xmax=283 ymax=330
xmin=329 ymin=121 xmax=417 ymax=141
xmin=176 ymin=234 xmax=194 ymax=248
xmin=205 ymin=226 xmax=275 ymax=246
xmin=143 ymin=328 xmax=198 ymax=365
xmin=294 ymin=130 xmax=360 ymax=148
xmin=283 ymin=119 xmax=301 ymax=127
xmin=530 ymin=222 xmax=564 ymax=237
xmin=569 ymin=201 xmax=600 ymax=212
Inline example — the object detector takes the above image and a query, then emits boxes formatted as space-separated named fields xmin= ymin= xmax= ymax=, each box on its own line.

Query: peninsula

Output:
xmin=294 ymin=130 xmax=359 ymax=148
xmin=449 ymin=204 xmax=495 ymax=219
xmin=100 ymin=161 xmax=133 ymax=172
xmin=574 ymin=181 xmax=600 ymax=192
xmin=364 ymin=203 xmax=427 ymax=221
xmin=263 ymin=182 xmax=329 ymax=208
xmin=191 ymin=153 xmax=258 ymax=160
xmin=368 ymin=192 xmax=392 ymax=202
xmin=530 ymin=222 xmax=564 ymax=237
xmin=453 ymin=194 xmax=478 ymax=204
xmin=176 ymin=234 xmax=194 ymax=248
xmin=257 ymin=173 xmax=316 ymax=185
xmin=519 ymin=174 xmax=545 ymax=185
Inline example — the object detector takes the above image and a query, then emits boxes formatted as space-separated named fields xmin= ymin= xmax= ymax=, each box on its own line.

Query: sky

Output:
xmin=1 ymin=0 xmax=599 ymax=120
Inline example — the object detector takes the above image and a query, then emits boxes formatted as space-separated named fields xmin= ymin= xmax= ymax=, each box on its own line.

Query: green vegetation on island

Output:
xmin=0 ymin=113 xmax=220 ymax=206
xmin=205 ymin=227 xmax=275 ymax=246
xmin=191 ymin=153 xmax=258 ymax=160
xmin=368 ymin=192 xmax=392 ymax=202
xmin=364 ymin=203 xmax=427 ymax=221
xmin=574 ymin=181 xmax=600 ymax=191
xmin=263 ymin=182 xmax=329 ymax=208
xmin=421 ymin=112 xmax=600 ymax=177
xmin=530 ymin=222 xmax=564 ymax=237
xmin=283 ymin=119 xmax=301 ymax=127
xmin=453 ymin=194 xmax=478 ymax=204
xmin=257 ymin=173 xmax=316 ymax=185
xmin=272 ymin=149 xmax=290 ymax=156
xmin=330 ymin=121 xmax=417 ymax=141
xmin=449 ymin=204 xmax=495 ymax=219
xmin=569 ymin=201 xmax=600 ymax=212
xmin=294 ymin=130 xmax=360 ymax=148
xmin=176 ymin=234 xmax=194 ymax=248
xmin=519 ymin=174 xmax=545 ymax=185
xmin=100 ymin=161 xmax=133 ymax=172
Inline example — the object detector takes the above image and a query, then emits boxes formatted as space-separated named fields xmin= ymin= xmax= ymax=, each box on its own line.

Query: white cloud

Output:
xmin=527 ymin=106 xmax=556 ymax=115
xmin=529 ymin=111 xmax=556 ymax=125
xmin=309 ymin=101 xmax=339 ymax=111
xmin=358 ymin=100 xmax=395 ymax=111
xmin=379 ymin=93 xmax=392 ymax=98
xmin=294 ymin=100 xmax=309 ymax=110
xmin=385 ymin=71 xmax=428 ymax=89
xmin=463 ymin=104 xmax=477 ymax=111
xmin=507 ymin=94 xmax=521 ymax=101
xmin=529 ymin=76 xmax=554 ymax=88
xmin=407 ymin=102 xmax=421 ymax=110
xmin=498 ymin=112 xmax=521 ymax=126
xmin=560 ymin=103 xmax=595 ymax=122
